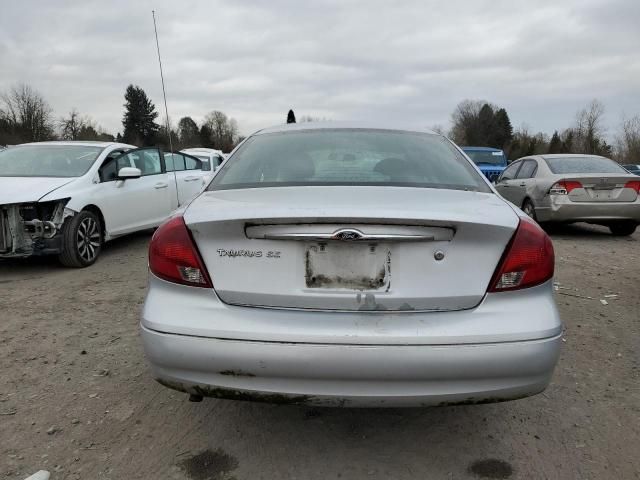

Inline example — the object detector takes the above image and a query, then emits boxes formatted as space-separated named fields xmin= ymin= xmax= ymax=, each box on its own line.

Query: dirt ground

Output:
xmin=1 ymin=224 xmax=639 ymax=480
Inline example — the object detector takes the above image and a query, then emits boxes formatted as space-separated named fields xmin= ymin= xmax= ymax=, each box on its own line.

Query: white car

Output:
xmin=0 ymin=141 xmax=209 ymax=267
xmin=141 ymin=122 xmax=562 ymax=407
xmin=180 ymin=148 xmax=226 ymax=180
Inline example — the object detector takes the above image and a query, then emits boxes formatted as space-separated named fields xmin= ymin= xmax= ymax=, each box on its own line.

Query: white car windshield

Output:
xmin=209 ymin=129 xmax=490 ymax=192
xmin=0 ymin=145 xmax=104 ymax=177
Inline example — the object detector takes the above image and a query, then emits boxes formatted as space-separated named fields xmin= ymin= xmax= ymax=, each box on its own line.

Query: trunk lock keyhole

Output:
xmin=434 ymin=250 xmax=445 ymax=261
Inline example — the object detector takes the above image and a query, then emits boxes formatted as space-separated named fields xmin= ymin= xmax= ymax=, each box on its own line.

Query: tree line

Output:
xmin=448 ymin=99 xmax=640 ymax=164
xmin=0 ymin=83 xmax=242 ymax=152
xmin=121 ymin=85 xmax=243 ymax=152
xmin=2 ymin=82 xmax=638 ymax=163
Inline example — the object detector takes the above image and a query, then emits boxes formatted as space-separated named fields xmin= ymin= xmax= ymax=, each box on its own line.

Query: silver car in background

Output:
xmin=496 ymin=154 xmax=640 ymax=236
xmin=141 ymin=122 xmax=561 ymax=407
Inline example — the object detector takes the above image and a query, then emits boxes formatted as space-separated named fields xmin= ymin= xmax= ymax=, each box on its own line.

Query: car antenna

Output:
xmin=152 ymin=10 xmax=180 ymax=206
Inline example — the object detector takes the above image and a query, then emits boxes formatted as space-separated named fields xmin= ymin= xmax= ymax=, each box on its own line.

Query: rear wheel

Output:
xmin=58 ymin=210 xmax=103 ymax=267
xmin=522 ymin=199 xmax=537 ymax=221
xmin=608 ymin=221 xmax=638 ymax=236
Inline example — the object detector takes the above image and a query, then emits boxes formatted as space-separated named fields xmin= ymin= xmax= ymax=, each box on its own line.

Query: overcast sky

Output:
xmin=1 ymin=0 xmax=639 ymax=138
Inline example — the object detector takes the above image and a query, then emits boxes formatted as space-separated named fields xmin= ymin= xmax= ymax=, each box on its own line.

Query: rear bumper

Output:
xmin=141 ymin=326 xmax=562 ymax=407
xmin=536 ymin=196 xmax=640 ymax=223
xmin=141 ymin=274 xmax=562 ymax=407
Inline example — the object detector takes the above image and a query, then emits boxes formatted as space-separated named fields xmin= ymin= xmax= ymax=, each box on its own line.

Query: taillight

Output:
xmin=624 ymin=180 xmax=640 ymax=193
xmin=488 ymin=217 xmax=554 ymax=292
xmin=149 ymin=216 xmax=212 ymax=288
xmin=549 ymin=180 xmax=582 ymax=195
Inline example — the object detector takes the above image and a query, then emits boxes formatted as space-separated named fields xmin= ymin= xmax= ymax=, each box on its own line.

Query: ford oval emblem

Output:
xmin=332 ymin=228 xmax=364 ymax=241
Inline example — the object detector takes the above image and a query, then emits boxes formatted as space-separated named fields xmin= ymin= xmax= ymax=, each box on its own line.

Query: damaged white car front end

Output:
xmin=0 ymin=199 xmax=76 ymax=258
xmin=0 ymin=141 xmax=136 ymax=267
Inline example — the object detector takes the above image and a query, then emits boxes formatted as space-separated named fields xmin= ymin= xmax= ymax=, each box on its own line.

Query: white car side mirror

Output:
xmin=117 ymin=167 xmax=142 ymax=179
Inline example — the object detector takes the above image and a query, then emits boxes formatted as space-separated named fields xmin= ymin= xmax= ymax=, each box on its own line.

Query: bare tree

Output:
xmin=615 ymin=115 xmax=640 ymax=163
xmin=59 ymin=109 xmax=109 ymax=141
xmin=449 ymin=99 xmax=485 ymax=145
xmin=59 ymin=108 xmax=82 ymax=140
xmin=506 ymin=124 xmax=550 ymax=159
xmin=430 ymin=124 xmax=445 ymax=135
xmin=573 ymin=99 xmax=610 ymax=155
xmin=156 ymin=115 xmax=178 ymax=150
xmin=203 ymin=110 xmax=239 ymax=151
xmin=0 ymin=84 xmax=55 ymax=142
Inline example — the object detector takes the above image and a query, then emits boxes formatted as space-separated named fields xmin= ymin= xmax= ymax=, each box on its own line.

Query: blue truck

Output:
xmin=461 ymin=147 xmax=508 ymax=183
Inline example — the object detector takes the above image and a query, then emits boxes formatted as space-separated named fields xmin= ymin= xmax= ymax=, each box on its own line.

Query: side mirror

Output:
xmin=117 ymin=167 xmax=142 ymax=179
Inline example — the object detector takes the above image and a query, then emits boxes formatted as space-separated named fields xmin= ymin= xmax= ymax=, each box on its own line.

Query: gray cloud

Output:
xmin=1 ymin=0 xmax=638 ymax=138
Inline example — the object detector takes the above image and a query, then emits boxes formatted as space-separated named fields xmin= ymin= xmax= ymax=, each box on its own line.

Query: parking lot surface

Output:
xmin=1 ymin=225 xmax=639 ymax=480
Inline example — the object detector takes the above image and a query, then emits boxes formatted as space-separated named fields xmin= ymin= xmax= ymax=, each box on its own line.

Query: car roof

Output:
xmin=18 ymin=140 xmax=135 ymax=148
xmin=181 ymin=148 xmax=222 ymax=154
xmin=461 ymin=146 xmax=503 ymax=152
xmin=541 ymin=154 xmax=606 ymax=159
xmin=254 ymin=121 xmax=438 ymax=136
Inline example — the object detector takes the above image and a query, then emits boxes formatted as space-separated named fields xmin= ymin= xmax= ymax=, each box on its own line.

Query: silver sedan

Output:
xmin=495 ymin=154 xmax=640 ymax=236
xmin=140 ymin=122 xmax=562 ymax=407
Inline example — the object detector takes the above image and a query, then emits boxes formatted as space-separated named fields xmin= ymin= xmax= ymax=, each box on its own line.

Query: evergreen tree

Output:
xmin=548 ymin=131 xmax=562 ymax=153
xmin=477 ymin=103 xmax=495 ymax=146
xmin=287 ymin=109 xmax=296 ymax=124
xmin=492 ymin=108 xmax=513 ymax=149
xmin=121 ymin=85 xmax=159 ymax=146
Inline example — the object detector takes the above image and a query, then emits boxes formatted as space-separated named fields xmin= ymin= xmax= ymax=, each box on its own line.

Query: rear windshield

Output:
xmin=544 ymin=156 xmax=628 ymax=174
xmin=464 ymin=150 xmax=507 ymax=166
xmin=208 ymin=129 xmax=490 ymax=192
xmin=0 ymin=144 xmax=104 ymax=177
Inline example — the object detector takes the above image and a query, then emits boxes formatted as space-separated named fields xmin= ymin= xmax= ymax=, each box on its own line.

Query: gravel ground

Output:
xmin=1 ymin=224 xmax=638 ymax=480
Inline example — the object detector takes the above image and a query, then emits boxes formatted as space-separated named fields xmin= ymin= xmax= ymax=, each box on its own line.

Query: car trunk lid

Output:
xmin=558 ymin=174 xmax=640 ymax=202
xmin=184 ymin=186 xmax=519 ymax=311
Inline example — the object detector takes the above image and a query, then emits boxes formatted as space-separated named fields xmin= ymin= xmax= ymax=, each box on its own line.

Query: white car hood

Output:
xmin=0 ymin=177 xmax=75 ymax=204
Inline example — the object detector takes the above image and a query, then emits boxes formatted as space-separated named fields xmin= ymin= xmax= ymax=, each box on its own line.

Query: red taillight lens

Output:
xmin=549 ymin=180 xmax=582 ymax=195
xmin=624 ymin=180 xmax=640 ymax=193
xmin=149 ymin=216 xmax=212 ymax=288
xmin=488 ymin=217 xmax=554 ymax=292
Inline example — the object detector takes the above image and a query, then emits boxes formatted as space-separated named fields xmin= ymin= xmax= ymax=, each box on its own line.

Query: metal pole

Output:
xmin=152 ymin=10 xmax=174 ymax=154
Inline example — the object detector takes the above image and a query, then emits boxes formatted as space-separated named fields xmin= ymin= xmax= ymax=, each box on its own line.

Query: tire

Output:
xmin=608 ymin=221 xmax=638 ymax=237
xmin=58 ymin=210 xmax=103 ymax=267
xmin=522 ymin=199 xmax=537 ymax=221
